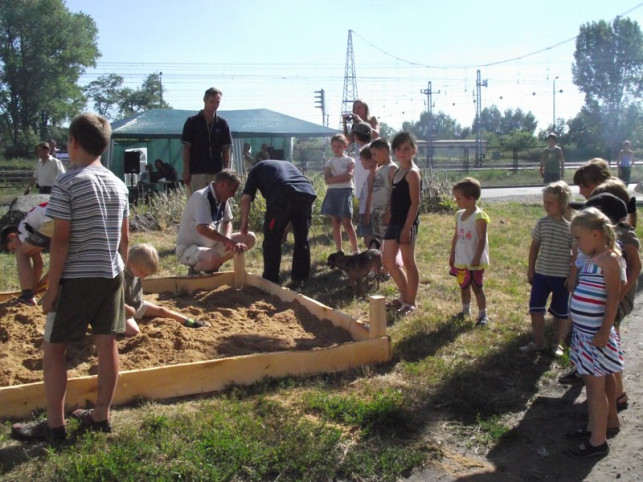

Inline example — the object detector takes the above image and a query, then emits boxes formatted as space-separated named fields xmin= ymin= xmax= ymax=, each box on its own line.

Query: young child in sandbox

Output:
xmin=124 ymin=243 xmax=209 ymax=335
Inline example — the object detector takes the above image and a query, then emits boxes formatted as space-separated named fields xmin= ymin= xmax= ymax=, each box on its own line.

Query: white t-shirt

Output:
xmin=18 ymin=203 xmax=52 ymax=242
xmin=324 ymin=156 xmax=355 ymax=190
xmin=348 ymin=142 xmax=369 ymax=199
xmin=453 ymin=207 xmax=490 ymax=269
xmin=176 ymin=183 xmax=233 ymax=249
xmin=33 ymin=156 xmax=65 ymax=187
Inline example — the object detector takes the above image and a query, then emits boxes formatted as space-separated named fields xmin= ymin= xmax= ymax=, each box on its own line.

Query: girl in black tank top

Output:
xmin=383 ymin=132 xmax=422 ymax=316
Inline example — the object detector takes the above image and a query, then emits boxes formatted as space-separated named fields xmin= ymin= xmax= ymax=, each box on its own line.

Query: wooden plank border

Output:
xmin=0 ymin=254 xmax=390 ymax=419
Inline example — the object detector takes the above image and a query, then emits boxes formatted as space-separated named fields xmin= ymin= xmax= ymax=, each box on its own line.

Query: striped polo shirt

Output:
xmin=46 ymin=165 xmax=129 ymax=279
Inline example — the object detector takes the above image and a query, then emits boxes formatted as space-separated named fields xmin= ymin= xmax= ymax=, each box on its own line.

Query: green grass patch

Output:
xmin=2 ymin=194 xmax=643 ymax=481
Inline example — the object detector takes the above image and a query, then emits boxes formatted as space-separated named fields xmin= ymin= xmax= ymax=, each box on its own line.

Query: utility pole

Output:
xmin=159 ymin=71 xmax=163 ymax=108
xmin=420 ymin=81 xmax=440 ymax=167
xmin=552 ymin=75 xmax=560 ymax=134
xmin=475 ymin=70 xmax=488 ymax=167
xmin=314 ymin=89 xmax=326 ymax=126
xmin=340 ymin=30 xmax=358 ymax=127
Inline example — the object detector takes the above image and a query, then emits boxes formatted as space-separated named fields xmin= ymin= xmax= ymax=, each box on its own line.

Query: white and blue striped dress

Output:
xmin=569 ymin=253 xmax=624 ymax=376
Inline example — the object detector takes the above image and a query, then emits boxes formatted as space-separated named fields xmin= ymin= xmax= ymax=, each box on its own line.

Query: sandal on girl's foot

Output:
xmin=71 ymin=409 xmax=112 ymax=433
xmin=11 ymin=419 xmax=66 ymax=442
xmin=565 ymin=440 xmax=609 ymax=458
xmin=397 ymin=303 xmax=416 ymax=316
xmin=386 ymin=299 xmax=403 ymax=311
xmin=616 ymin=393 xmax=628 ymax=412
xmin=184 ymin=318 xmax=210 ymax=328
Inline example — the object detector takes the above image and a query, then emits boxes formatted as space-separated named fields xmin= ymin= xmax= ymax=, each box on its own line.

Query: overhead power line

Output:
xmin=351 ymin=2 xmax=643 ymax=70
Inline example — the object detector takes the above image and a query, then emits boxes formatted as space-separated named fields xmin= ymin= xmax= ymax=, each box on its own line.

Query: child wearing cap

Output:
xmin=124 ymin=243 xmax=210 ymax=336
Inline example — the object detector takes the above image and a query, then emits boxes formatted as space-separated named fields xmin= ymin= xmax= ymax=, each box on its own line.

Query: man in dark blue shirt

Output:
xmin=181 ymin=87 xmax=232 ymax=192
xmin=240 ymin=160 xmax=316 ymax=289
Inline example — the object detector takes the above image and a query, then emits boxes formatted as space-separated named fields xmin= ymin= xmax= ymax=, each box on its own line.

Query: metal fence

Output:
xmin=292 ymin=144 xmax=608 ymax=173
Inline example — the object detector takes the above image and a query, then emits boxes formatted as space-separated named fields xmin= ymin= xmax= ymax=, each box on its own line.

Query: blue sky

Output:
xmin=66 ymin=0 xmax=643 ymax=132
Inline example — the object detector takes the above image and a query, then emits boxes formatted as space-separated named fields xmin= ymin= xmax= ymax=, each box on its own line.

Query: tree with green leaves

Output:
xmin=84 ymin=74 xmax=124 ymax=120
xmin=0 ymin=0 xmax=99 ymax=156
xmin=86 ymin=72 xmax=170 ymax=120
xmin=402 ymin=111 xmax=462 ymax=140
xmin=117 ymin=72 xmax=169 ymax=118
xmin=572 ymin=17 xmax=643 ymax=158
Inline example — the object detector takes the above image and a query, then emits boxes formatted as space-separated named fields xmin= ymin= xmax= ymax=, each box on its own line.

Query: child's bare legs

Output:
xmin=92 ymin=334 xmax=119 ymax=423
xmin=613 ymin=327 xmax=627 ymax=403
xmin=614 ymin=371 xmax=626 ymax=403
xmin=125 ymin=318 xmax=140 ymax=336
xmin=553 ymin=317 xmax=570 ymax=347
xmin=605 ymin=373 xmax=620 ymax=430
xmin=16 ymin=243 xmax=42 ymax=292
xmin=530 ymin=312 xmax=546 ymax=349
xmin=342 ymin=217 xmax=358 ymax=253
xmin=43 ymin=341 xmax=68 ymax=428
xmin=144 ymin=303 xmax=189 ymax=325
xmin=460 ymin=285 xmax=472 ymax=314
xmin=584 ymin=375 xmax=608 ymax=447
xmin=471 ymin=283 xmax=486 ymax=312
xmin=331 ymin=217 xmax=342 ymax=251
xmin=400 ymin=242 xmax=418 ymax=306
xmin=383 ymin=240 xmax=406 ymax=303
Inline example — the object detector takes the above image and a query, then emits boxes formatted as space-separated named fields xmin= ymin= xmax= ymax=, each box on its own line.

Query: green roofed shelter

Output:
xmin=106 ymin=108 xmax=338 ymax=178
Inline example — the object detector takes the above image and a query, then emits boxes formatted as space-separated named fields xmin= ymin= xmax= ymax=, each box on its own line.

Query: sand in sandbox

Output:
xmin=0 ymin=285 xmax=353 ymax=387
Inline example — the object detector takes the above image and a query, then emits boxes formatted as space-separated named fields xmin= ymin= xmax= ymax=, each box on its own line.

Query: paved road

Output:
xmin=482 ymin=183 xmax=643 ymax=201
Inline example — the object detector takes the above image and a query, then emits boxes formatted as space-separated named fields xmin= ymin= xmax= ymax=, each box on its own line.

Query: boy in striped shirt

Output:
xmin=12 ymin=114 xmax=129 ymax=442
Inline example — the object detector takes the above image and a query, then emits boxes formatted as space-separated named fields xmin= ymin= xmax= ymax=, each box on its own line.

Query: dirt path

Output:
xmin=407 ymin=294 xmax=643 ymax=481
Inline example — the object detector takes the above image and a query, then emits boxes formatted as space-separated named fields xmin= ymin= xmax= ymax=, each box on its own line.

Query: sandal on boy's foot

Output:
xmin=616 ymin=393 xmax=628 ymax=412
xmin=397 ymin=303 xmax=416 ymax=316
xmin=519 ymin=341 xmax=546 ymax=353
xmin=184 ymin=318 xmax=210 ymax=328
xmin=565 ymin=441 xmax=609 ymax=458
xmin=71 ymin=409 xmax=112 ymax=433
xmin=386 ymin=299 xmax=403 ymax=311
xmin=11 ymin=420 xmax=66 ymax=442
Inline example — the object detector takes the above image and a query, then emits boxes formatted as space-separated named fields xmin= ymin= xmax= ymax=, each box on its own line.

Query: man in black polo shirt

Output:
xmin=239 ymin=160 xmax=317 ymax=290
xmin=181 ymin=87 xmax=232 ymax=192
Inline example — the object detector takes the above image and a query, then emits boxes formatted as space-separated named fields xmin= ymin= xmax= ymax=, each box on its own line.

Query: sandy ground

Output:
xmin=0 ymin=285 xmax=352 ymax=387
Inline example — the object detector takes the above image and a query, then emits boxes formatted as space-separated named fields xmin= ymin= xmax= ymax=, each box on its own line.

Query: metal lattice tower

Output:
xmin=340 ymin=30 xmax=358 ymax=127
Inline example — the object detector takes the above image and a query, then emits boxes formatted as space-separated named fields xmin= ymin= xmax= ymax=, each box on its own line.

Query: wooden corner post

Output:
xmin=368 ymin=295 xmax=386 ymax=338
xmin=233 ymin=252 xmax=246 ymax=289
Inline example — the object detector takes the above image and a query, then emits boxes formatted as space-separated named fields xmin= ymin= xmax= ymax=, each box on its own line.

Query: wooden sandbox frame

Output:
xmin=0 ymin=254 xmax=391 ymax=418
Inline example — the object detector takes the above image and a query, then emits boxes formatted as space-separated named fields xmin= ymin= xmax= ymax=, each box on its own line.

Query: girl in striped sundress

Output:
xmin=566 ymin=208 xmax=624 ymax=458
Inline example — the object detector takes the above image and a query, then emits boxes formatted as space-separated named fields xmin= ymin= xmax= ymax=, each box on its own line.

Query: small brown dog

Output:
xmin=327 ymin=240 xmax=382 ymax=295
